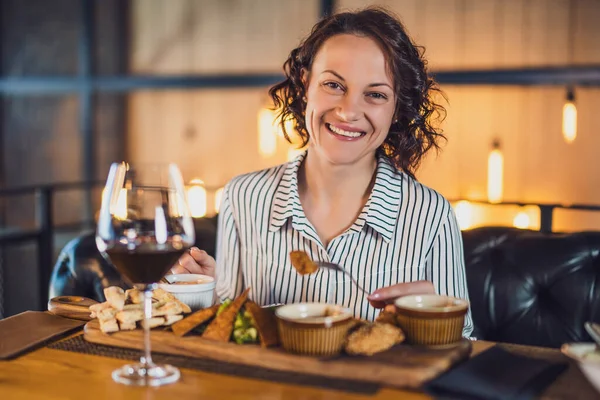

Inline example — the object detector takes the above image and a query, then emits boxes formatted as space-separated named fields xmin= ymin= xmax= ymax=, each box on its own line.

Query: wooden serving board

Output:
xmin=84 ymin=319 xmax=471 ymax=389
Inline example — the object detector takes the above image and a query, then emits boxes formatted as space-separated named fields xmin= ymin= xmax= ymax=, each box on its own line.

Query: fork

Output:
xmin=313 ymin=261 xmax=368 ymax=297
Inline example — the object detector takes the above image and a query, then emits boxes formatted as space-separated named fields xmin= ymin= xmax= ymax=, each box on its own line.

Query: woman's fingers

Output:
xmin=367 ymin=281 xmax=435 ymax=308
xmin=170 ymin=247 xmax=216 ymax=277
xmin=189 ymin=247 xmax=216 ymax=277
xmin=170 ymin=251 xmax=203 ymax=275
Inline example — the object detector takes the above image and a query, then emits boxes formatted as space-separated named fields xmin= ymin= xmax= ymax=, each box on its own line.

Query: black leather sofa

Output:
xmin=49 ymin=218 xmax=600 ymax=348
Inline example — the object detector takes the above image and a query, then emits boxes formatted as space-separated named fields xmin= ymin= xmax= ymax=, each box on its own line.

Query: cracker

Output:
xmin=244 ymin=300 xmax=279 ymax=347
xmin=118 ymin=320 xmax=136 ymax=331
xmin=104 ymin=287 xmax=126 ymax=310
xmin=171 ymin=304 xmax=220 ymax=337
xmin=162 ymin=314 xmax=184 ymax=326
xmin=289 ymin=251 xmax=318 ymax=275
xmin=99 ymin=318 xmax=119 ymax=334
xmin=141 ymin=317 xmax=165 ymax=329
xmin=153 ymin=301 xmax=183 ymax=317
xmin=116 ymin=309 xmax=144 ymax=324
xmin=89 ymin=301 xmax=111 ymax=314
xmin=125 ymin=288 xmax=144 ymax=304
xmin=153 ymin=287 xmax=191 ymax=313
xmin=202 ymin=288 xmax=251 ymax=342
xmin=96 ymin=307 xmax=118 ymax=322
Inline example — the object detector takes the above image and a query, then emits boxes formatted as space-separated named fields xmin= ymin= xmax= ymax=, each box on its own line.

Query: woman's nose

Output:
xmin=336 ymin=93 xmax=363 ymax=122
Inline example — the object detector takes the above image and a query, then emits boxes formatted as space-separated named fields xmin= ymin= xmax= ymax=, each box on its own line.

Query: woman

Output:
xmin=174 ymin=7 xmax=472 ymax=335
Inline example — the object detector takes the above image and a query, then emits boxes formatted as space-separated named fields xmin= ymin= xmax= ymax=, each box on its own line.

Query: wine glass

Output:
xmin=96 ymin=162 xmax=195 ymax=386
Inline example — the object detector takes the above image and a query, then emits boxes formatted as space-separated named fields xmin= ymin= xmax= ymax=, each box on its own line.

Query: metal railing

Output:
xmin=0 ymin=181 xmax=103 ymax=311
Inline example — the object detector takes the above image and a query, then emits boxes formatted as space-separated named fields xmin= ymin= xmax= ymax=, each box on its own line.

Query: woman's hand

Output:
xmin=170 ymin=247 xmax=216 ymax=278
xmin=367 ymin=280 xmax=435 ymax=309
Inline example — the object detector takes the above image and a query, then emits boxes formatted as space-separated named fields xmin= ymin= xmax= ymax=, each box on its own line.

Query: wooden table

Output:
xmin=0 ymin=337 xmax=596 ymax=399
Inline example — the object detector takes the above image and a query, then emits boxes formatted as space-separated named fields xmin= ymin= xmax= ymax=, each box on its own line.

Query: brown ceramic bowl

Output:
xmin=394 ymin=295 xmax=469 ymax=346
xmin=275 ymin=303 xmax=355 ymax=356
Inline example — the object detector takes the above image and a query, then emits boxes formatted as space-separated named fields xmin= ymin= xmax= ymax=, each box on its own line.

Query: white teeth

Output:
xmin=328 ymin=124 xmax=363 ymax=138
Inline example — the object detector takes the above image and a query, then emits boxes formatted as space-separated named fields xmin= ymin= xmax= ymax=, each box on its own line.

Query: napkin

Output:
xmin=0 ymin=311 xmax=85 ymax=359
xmin=424 ymin=345 xmax=567 ymax=400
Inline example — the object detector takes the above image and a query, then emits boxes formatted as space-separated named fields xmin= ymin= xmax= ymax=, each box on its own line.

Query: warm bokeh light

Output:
xmin=454 ymin=200 xmax=473 ymax=230
xmin=258 ymin=108 xmax=278 ymax=158
xmin=214 ymin=187 xmax=224 ymax=214
xmin=562 ymin=102 xmax=577 ymax=143
xmin=287 ymin=146 xmax=305 ymax=161
xmin=513 ymin=211 xmax=531 ymax=229
xmin=111 ymin=188 xmax=128 ymax=220
xmin=487 ymin=146 xmax=504 ymax=204
xmin=187 ymin=179 xmax=207 ymax=218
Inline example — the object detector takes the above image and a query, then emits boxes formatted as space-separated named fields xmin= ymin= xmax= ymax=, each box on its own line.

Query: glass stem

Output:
xmin=141 ymin=287 xmax=154 ymax=369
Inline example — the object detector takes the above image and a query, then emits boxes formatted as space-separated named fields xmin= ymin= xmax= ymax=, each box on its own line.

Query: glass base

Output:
xmin=112 ymin=363 xmax=180 ymax=386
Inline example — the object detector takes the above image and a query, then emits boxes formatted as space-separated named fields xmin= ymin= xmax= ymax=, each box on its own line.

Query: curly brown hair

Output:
xmin=269 ymin=7 xmax=446 ymax=179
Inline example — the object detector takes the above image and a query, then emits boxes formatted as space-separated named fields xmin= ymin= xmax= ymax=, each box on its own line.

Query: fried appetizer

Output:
xmin=344 ymin=322 xmax=405 ymax=356
xmin=202 ymin=288 xmax=250 ymax=342
xmin=244 ymin=300 xmax=279 ymax=347
xmin=375 ymin=310 xmax=399 ymax=326
xmin=171 ymin=304 xmax=220 ymax=337
xmin=289 ymin=250 xmax=318 ymax=275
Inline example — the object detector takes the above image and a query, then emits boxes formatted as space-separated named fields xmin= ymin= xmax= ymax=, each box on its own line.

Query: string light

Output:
xmin=562 ymin=88 xmax=577 ymax=143
xmin=487 ymin=140 xmax=504 ymax=204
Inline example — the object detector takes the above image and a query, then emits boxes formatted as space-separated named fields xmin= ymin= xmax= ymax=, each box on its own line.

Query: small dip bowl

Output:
xmin=158 ymin=274 xmax=215 ymax=311
xmin=275 ymin=303 xmax=355 ymax=356
xmin=394 ymin=295 xmax=469 ymax=346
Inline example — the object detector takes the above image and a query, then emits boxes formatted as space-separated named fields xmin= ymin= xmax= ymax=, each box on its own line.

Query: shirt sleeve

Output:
xmin=215 ymin=183 xmax=244 ymax=301
xmin=424 ymin=207 xmax=474 ymax=338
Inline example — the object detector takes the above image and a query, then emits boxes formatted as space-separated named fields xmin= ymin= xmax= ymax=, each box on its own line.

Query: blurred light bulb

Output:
xmin=562 ymin=89 xmax=577 ymax=143
xmin=513 ymin=211 xmax=530 ymax=229
xmin=258 ymin=108 xmax=278 ymax=157
xmin=112 ymin=188 xmax=128 ymax=220
xmin=187 ymin=179 xmax=207 ymax=218
xmin=487 ymin=141 xmax=503 ymax=204
xmin=454 ymin=200 xmax=473 ymax=230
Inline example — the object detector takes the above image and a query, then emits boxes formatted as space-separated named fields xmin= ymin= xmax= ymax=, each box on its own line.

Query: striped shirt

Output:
xmin=215 ymin=151 xmax=473 ymax=336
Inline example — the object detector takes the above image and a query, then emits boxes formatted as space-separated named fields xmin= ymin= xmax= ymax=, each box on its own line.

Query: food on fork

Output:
xmin=289 ymin=250 xmax=319 ymax=275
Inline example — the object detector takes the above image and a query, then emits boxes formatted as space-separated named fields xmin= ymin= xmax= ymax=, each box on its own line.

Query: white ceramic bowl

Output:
xmin=275 ymin=303 xmax=354 ymax=356
xmin=158 ymin=274 xmax=215 ymax=311
xmin=561 ymin=343 xmax=600 ymax=394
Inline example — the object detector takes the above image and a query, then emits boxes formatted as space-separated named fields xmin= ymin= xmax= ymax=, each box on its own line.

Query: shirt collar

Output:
xmin=268 ymin=151 xmax=403 ymax=242
xmin=268 ymin=152 xmax=305 ymax=232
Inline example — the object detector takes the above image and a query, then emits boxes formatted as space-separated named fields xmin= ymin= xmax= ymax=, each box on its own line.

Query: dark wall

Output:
xmin=0 ymin=0 xmax=127 ymax=317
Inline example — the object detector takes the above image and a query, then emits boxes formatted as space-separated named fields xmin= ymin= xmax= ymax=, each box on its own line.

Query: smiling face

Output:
xmin=304 ymin=34 xmax=396 ymax=167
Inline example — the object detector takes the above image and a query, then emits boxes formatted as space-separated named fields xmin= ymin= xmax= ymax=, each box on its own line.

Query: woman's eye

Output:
xmin=323 ymin=81 xmax=343 ymax=91
xmin=367 ymin=92 xmax=387 ymax=100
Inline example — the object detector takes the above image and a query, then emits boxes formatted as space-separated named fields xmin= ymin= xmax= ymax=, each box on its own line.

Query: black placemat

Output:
xmin=48 ymin=335 xmax=381 ymax=394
